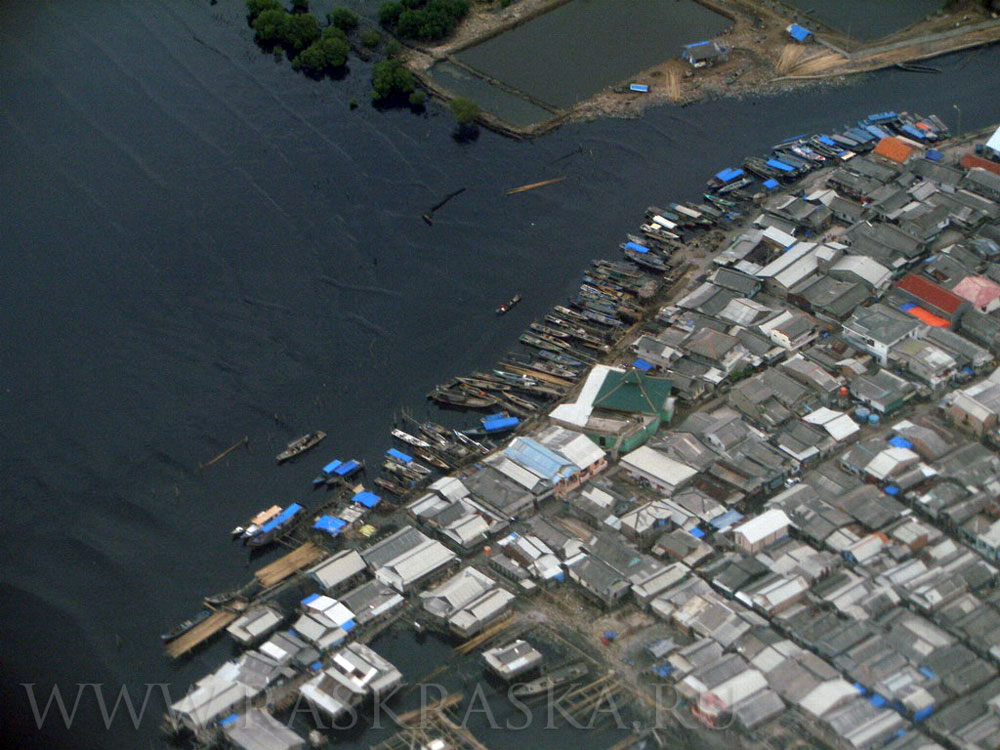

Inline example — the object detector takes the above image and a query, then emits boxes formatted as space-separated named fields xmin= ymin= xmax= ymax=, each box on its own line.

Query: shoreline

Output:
xmin=401 ymin=0 xmax=1000 ymax=138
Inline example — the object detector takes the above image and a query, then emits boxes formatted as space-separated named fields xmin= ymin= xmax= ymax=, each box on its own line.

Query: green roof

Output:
xmin=593 ymin=370 xmax=672 ymax=417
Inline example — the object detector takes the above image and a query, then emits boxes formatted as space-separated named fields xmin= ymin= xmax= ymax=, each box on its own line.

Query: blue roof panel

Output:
xmin=386 ymin=448 xmax=413 ymax=463
xmin=260 ymin=503 xmax=302 ymax=534
xmin=766 ymin=158 xmax=795 ymax=172
xmin=314 ymin=515 xmax=347 ymax=535
xmin=321 ymin=459 xmax=343 ymax=474
xmin=787 ymin=24 xmax=812 ymax=41
xmin=334 ymin=459 xmax=361 ymax=476
xmin=353 ymin=491 xmax=381 ymax=508
xmin=633 ymin=358 xmax=654 ymax=371
xmin=504 ymin=436 xmax=578 ymax=481
xmin=624 ymin=241 xmax=649 ymax=254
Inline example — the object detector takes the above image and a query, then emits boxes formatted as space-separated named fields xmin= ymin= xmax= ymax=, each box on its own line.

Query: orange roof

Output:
xmin=905 ymin=306 xmax=950 ymax=327
xmin=873 ymin=136 xmax=914 ymax=164
xmin=961 ymin=153 xmax=1000 ymax=177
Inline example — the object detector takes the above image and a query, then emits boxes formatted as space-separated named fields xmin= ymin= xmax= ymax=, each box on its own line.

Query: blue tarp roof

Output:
xmin=867 ymin=112 xmax=897 ymax=123
xmin=483 ymin=416 xmax=519 ymax=432
xmin=386 ymin=448 xmax=413 ymax=463
xmin=926 ymin=149 xmax=943 ymax=162
xmin=690 ymin=527 xmax=706 ymax=538
xmin=766 ymin=158 xmax=795 ymax=172
xmin=914 ymin=706 xmax=934 ymax=722
xmin=865 ymin=124 xmax=889 ymax=139
xmin=633 ymin=358 xmax=654 ymax=371
xmin=818 ymin=135 xmax=836 ymax=146
xmin=853 ymin=682 xmax=868 ymax=695
xmin=504 ymin=437 xmax=578 ymax=482
xmin=787 ymin=23 xmax=812 ymax=41
xmin=710 ymin=509 xmax=745 ymax=529
xmin=899 ymin=301 xmax=917 ymax=311
xmin=883 ymin=485 xmax=900 ymax=496
xmin=301 ymin=593 xmax=320 ymax=606
xmin=870 ymin=694 xmax=887 ymax=708
xmin=341 ymin=619 xmax=356 ymax=632
xmin=919 ymin=666 xmax=935 ymax=679
xmin=629 ymin=83 xmax=649 ymax=93
xmin=353 ymin=491 xmax=381 ymax=508
xmin=321 ymin=459 xmax=343 ymax=474
xmin=715 ymin=167 xmax=744 ymax=182
xmin=314 ymin=515 xmax=347 ymax=535
xmin=624 ymin=241 xmax=649 ymax=254
xmin=259 ymin=503 xmax=302 ymax=534
xmin=334 ymin=459 xmax=361 ymax=476
xmin=762 ymin=178 xmax=780 ymax=190
xmin=888 ymin=436 xmax=913 ymax=449
xmin=219 ymin=714 xmax=239 ymax=727
xmin=901 ymin=124 xmax=926 ymax=140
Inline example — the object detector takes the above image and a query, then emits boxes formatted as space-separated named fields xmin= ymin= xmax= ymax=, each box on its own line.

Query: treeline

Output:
xmin=243 ymin=0 xmax=480 ymax=123
xmin=246 ymin=0 xmax=359 ymax=76
xmin=377 ymin=0 xmax=470 ymax=42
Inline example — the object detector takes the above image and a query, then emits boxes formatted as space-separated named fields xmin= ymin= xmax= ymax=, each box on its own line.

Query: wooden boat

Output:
xmin=276 ymin=431 xmax=326 ymax=463
xmin=374 ymin=477 xmax=410 ymax=496
xmin=391 ymin=429 xmax=432 ymax=449
xmin=246 ymin=504 xmax=303 ymax=548
xmin=382 ymin=460 xmax=424 ymax=483
xmin=496 ymin=294 xmax=522 ymax=315
xmin=161 ymin=609 xmax=212 ymax=643
xmin=414 ymin=448 xmax=452 ymax=470
xmin=452 ymin=430 xmax=492 ymax=455
xmin=414 ymin=421 xmax=453 ymax=449
xmin=511 ymin=662 xmax=590 ymax=699
xmin=428 ymin=388 xmax=496 ymax=410
xmin=203 ymin=588 xmax=243 ymax=607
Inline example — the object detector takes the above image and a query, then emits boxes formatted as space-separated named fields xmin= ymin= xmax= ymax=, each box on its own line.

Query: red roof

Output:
xmin=896 ymin=274 xmax=966 ymax=315
xmin=873 ymin=137 xmax=914 ymax=164
xmin=961 ymin=153 xmax=1000 ymax=177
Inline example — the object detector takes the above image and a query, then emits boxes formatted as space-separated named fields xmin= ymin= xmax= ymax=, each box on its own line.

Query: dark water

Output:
xmin=0 ymin=0 xmax=998 ymax=748
xmin=430 ymin=60 xmax=555 ymax=127
xmin=455 ymin=0 xmax=732 ymax=109
xmin=779 ymin=0 xmax=945 ymax=41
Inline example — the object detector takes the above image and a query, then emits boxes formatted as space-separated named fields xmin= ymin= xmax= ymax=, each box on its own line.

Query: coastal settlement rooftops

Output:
xmin=873 ymin=136 xmax=916 ymax=164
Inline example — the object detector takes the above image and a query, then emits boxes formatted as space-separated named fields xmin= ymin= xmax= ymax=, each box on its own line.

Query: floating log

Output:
xmin=505 ymin=176 xmax=566 ymax=195
xmin=198 ymin=436 xmax=249 ymax=470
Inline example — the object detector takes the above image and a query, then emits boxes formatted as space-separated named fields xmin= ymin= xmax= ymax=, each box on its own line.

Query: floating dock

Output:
xmin=164 ymin=610 xmax=238 ymax=659
xmin=254 ymin=542 xmax=327 ymax=588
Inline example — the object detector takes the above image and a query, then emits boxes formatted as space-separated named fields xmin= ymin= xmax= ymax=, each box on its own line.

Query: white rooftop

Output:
xmin=734 ymin=509 xmax=792 ymax=545
xmin=620 ymin=445 xmax=698 ymax=488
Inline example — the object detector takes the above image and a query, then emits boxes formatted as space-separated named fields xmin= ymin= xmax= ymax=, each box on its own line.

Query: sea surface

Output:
xmin=1 ymin=0 xmax=999 ymax=748
xmin=779 ymin=0 xmax=945 ymax=42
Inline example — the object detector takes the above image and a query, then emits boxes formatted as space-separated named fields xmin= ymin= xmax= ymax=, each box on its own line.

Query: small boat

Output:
xmin=428 ymin=388 xmax=497 ymax=410
xmin=496 ymin=294 xmax=522 ymax=315
xmin=391 ymin=429 xmax=432 ymax=450
xmin=276 ymin=431 xmax=326 ymax=463
xmin=161 ymin=610 xmax=212 ymax=643
xmin=385 ymin=448 xmax=432 ymax=476
xmin=463 ymin=412 xmax=520 ymax=438
xmin=374 ymin=476 xmax=410 ymax=495
xmin=315 ymin=458 xmax=364 ymax=485
xmin=511 ymin=662 xmax=590 ymax=699
xmin=413 ymin=448 xmax=452 ymax=470
xmin=382 ymin=460 xmax=424 ymax=483
xmin=203 ymin=588 xmax=242 ymax=607
xmin=233 ymin=505 xmax=283 ymax=540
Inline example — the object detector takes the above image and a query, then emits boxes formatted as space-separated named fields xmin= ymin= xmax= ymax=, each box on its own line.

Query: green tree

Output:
xmin=449 ymin=96 xmax=479 ymax=125
xmin=360 ymin=29 xmax=382 ymax=47
xmin=290 ymin=0 xmax=310 ymax=13
xmin=322 ymin=24 xmax=347 ymax=41
xmin=246 ymin=0 xmax=281 ymax=22
xmin=408 ymin=90 xmax=426 ymax=107
xmin=284 ymin=12 xmax=321 ymax=51
xmin=328 ymin=7 xmax=360 ymax=31
xmin=378 ymin=1 xmax=404 ymax=26
xmin=293 ymin=35 xmax=350 ymax=74
xmin=253 ymin=8 xmax=291 ymax=46
xmin=371 ymin=58 xmax=415 ymax=102
xmin=385 ymin=39 xmax=403 ymax=57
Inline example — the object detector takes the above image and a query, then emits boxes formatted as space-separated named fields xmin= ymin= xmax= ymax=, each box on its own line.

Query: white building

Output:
xmin=619 ymin=445 xmax=698 ymax=494
xmin=733 ymin=509 xmax=792 ymax=553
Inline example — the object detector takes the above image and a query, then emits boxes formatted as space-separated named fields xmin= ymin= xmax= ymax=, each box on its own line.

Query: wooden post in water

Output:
xmin=198 ymin=436 xmax=249 ymax=470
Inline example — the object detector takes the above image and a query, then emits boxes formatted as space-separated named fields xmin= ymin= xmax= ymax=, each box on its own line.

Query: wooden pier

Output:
xmin=254 ymin=541 xmax=327 ymax=588
xmin=164 ymin=610 xmax=238 ymax=659
xmin=454 ymin=614 xmax=517 ymax=655
xmin=371 ymin=693 xmax=489 ymax=750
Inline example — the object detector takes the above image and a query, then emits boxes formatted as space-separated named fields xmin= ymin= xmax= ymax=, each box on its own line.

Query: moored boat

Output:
xmin=511 ymin=662 xmax=590 ymax=699
xmin=496 ymin=294 xmax=522 ymax=315
xmin=391 ymin=428 xmax=432 ymax=449
xmin=374 ymin=476 xmax=410 ymax=495
xmin=232 ymin=504 xmax=283 ymax=540
xmin=246 ymin=503 xmax=303 ymax=548
xmin=276 ymin=431 xmax=326 ymax=463
xmin=161 ymin=609 xmax=212 ymax=643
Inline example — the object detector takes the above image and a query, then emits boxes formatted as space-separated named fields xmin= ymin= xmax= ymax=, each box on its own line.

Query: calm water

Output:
xmin=779 ymin=0 xmax=945 ymax=41
xmin=1 ymin=0 xmax=999 ymax=747
xmin=455 ymin=0 xmax=732 ymax=109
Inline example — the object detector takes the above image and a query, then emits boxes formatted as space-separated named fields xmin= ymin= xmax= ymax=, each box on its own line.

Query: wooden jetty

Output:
xmin=371 ymin=693 xmax=488 ymax=750
xmin=164 ymin=610 xmax=238 ymax=659
xmin=254 ymin=542 xmax=327 ymax=588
